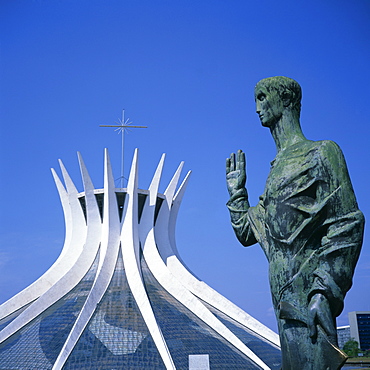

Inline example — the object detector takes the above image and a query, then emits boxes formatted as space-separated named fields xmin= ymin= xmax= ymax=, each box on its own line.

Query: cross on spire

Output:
xmin=100 ymin=110 xmax=147 ymax=188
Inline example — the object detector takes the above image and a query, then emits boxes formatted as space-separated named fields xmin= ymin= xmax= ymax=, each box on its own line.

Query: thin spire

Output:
xmin=100 ymin=110 xmax=147 ymax=188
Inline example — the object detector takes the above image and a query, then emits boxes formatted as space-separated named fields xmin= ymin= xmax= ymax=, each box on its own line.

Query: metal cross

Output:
xmin=100 ymin=110 xmax=147 ymax=188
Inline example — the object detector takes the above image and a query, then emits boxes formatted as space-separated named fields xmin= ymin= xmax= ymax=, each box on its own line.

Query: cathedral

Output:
xmin=0 ymin=149 xmax=281 ymax=369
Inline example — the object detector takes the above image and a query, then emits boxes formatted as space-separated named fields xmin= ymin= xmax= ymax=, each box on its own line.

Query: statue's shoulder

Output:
xmin=290 ymin=140 xmax=345 ymax=172
xmin=290 ymin=139 xmax=340 ymax=157
xmin=304 ymin=139 xmax=343 ymax=158
xmin=306 ymin=140 xmax=348 ymax=177
xmin=315 ymin=140 xmax=344 ymax=158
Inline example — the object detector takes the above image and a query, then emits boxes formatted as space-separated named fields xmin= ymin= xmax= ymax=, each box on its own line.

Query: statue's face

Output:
xmin=254 ymin=86 xmax=284 ymax=128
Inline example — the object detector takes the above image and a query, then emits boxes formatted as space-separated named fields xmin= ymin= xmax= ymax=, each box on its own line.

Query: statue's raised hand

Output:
xmin=226 ymin=150 xmax=246 ymax=196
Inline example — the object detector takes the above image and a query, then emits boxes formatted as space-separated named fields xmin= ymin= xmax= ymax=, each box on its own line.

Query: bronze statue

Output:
xmin=226 ymin=76 xmax=364 ymax=369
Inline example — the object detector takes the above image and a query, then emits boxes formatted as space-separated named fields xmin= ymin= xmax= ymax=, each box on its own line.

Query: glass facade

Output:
xmin=0 ymin=248 xmax=282 ymax=369
xmin=0 ymin=254 xmax=100 ymax=369
xmin=140 ymin=257 xmax=279 ymax=369
xmin=0 ymin=303 xmax=32 ymax=332
xmin=202 ymin=301 xmax=281 ymax=369
xmin=0 ymin=153 xmax=283 ymax=369
xmin=357 ymin=313 xmax=370 ymax=351
xmin=62 ymin=251 xmax=165 ymax=370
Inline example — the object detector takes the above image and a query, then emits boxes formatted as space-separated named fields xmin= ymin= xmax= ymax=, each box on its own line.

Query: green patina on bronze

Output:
xmin=226 ymin=76 xmax=365 ymax=370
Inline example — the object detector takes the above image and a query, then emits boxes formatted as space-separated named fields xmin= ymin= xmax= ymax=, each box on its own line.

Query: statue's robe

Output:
xmin=227 ymin=140 xmax=364 ymax=370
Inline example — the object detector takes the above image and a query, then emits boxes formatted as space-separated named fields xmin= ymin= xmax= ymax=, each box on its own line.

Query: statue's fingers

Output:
xmin=321 ymin=320 xmax=335 ymax=338
xmin=226 ymin=157 xmax=231 ymax=173
xmin=308 ymin=312 xmax=317 ymax=339
xmin=319 ymin=310 xmax=336 ymax=338
xmin=229 ymin=152 xmax=236 ymax=171
xmin=236 ymin=150 xmax=246 ymax=171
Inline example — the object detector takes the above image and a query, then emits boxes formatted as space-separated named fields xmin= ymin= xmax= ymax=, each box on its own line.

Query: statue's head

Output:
xmin=254 ymin=76 xmax=302 ymax=127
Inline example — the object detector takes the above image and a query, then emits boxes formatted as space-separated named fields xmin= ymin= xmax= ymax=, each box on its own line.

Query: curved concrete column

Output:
xmin=0 ymin=154 xmax=102 ymax=345
xmin=167 ymin=171 xmax=191 ymax=263
xmin=147 ymin=163 xmax=271 ymax=370
xmin=164 ymin=175 xmax=280 ymax=348
xmin=52 ymin=149 xmax=121 ymax=370
xmin=122 ymin=151 xmax=175 ymax=370
xmin=0 ymin=161 xmax=87 ymax=320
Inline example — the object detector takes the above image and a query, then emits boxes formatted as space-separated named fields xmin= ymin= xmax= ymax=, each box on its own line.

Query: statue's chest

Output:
xmin=263 ymin=150 xmax=319 ymax=242
xmin=265 ymin=153 xmax=313 ymax=198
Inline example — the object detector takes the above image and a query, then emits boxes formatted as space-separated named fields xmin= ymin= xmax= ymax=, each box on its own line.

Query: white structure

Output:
xmin=337 ymin=325 xmax=351 ymax=349
xmin=0 ymin=149 xmax=281 ymax=369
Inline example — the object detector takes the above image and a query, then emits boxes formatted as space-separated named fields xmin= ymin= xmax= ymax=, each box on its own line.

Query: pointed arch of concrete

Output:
xmin=0 ymin=154 xmax=102 ymax=345
xmin=164 ymin=174 xmax=280 ymax=348
xmin=0 ymin=161 xmax=87 ymax=321
xmin=123 ymin=151 xmax=175 ymax=370
xmin=146 ymin=161 xmax=271 ymax=370
xmin=52 ymin=150 xmax=121 ymax=370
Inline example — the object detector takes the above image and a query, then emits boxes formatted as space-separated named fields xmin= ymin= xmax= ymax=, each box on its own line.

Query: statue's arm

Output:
xmin=307 ymin=141 xmax=365 ymax=340
xmin=226 ymin=150 xmax=258 ymax=246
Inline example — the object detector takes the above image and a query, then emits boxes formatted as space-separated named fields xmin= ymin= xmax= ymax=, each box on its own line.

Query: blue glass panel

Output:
xmin=0 ymin=244 xmax=282 ymax=369
xmin=63 ymin=250 xmax=165 ymax=370
xmin=357 ymin=314 xmax=370 ymax=351
xmin=0 ymin=253 xmax=99 ymax=370
xmin=202 ymin=301 xmax=281 ymax=369
xmin=0 ymin=302 xmax=33 ymax=332
xmin=141 ymin=257 xmax=263 ymax=369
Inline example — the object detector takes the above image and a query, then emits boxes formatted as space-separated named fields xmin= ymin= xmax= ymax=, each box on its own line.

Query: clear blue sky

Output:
xmin=1 ymin=0 xmax=369 ymax=332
